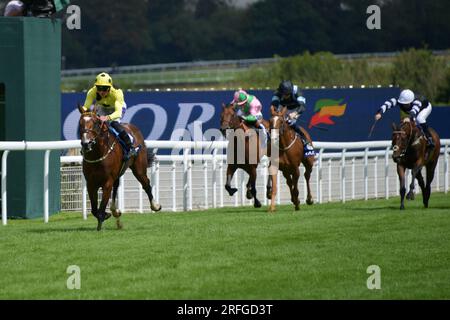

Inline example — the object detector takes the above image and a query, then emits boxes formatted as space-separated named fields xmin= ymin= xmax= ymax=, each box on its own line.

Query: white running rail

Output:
xmin=1 ymin=139 xmax=449 ymax=225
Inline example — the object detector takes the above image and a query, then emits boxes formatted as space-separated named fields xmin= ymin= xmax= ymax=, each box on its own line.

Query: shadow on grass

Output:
xmin=345 ymin=206 xmax=401 ymax=211
xmin=27 ymin=226 xmax=97 ymax=233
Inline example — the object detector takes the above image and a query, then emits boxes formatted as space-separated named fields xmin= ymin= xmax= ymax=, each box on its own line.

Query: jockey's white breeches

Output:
xmin=416 ymin=103 xmax=432 ymax=124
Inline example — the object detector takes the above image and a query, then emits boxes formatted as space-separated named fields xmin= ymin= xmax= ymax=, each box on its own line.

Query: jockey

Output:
xmin=232 ymin=90 xmax=269 ymax=145
xmin=375 ymin=89 xmax=435 ymax=148
xmin=270 ymin=80 xmax=312 ymax=149
xmin=81 ymin=72 xmax=139 ymax=159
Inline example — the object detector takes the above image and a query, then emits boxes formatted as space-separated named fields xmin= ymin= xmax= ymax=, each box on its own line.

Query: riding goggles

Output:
xmin=96 ymin=85 xmax=111 ymax=92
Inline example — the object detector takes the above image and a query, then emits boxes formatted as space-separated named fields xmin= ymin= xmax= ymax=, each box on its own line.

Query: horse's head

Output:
xmin=78 ymin=105 xmax=104 ymax=153
xmin=391 ymin=120 xmax=414 ymax=163
xmin=269 ymin=106 xmax=287 ymax=142
xmin=220 ymin=103 xmax=240 ymax=135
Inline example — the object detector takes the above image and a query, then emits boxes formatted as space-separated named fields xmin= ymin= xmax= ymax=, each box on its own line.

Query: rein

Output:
xmin=272 ymin=116 xmax=298 ymax=151
xmin=80 ymin=114 xmax=117 ymax=163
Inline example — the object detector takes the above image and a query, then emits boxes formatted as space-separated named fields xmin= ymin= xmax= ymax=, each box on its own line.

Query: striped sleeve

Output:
xmin=377 ymin=98 xmax=397 ymax=114
xmin=409 ymin=99 xmax=423 ymax=118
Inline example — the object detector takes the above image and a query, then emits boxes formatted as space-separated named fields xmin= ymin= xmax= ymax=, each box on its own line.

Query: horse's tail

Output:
xmin=147 ymin=149 xmax=156 ymax=167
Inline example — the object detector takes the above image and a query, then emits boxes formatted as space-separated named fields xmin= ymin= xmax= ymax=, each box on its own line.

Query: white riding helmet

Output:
xmin=398 ymin=89 xmax=415 ymax=104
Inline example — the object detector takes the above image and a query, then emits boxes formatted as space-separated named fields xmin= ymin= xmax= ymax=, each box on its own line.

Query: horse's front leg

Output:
xmin=302 ymin=157 xmax=314 ymax=205
xmin=225 ymin=165 xmax=238 ymax=196
xmin=247 ymin=165 xmax=261 ymax=208
xmin=111 ymin=179 xmax=123 ymax=229
xmin=291 ymin=167 xmax=301 ymax=211
xmin=397 ymin=164 xmax=406 ymax=210
xmin=87 ymin=183 xmax=99 ymax=219
xmin=97 ymin=180 xmax=113 ymax=231
xmin=406 ymin=168 xmax=416 ymax=201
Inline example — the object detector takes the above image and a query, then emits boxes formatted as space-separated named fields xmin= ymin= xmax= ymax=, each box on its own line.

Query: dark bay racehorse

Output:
xmin=78 ymin=105 xmax=161 ymax=230
xmin=268 ymin=106 xmax=314 ymax=212
xmin=392 ymin=119 xmax=440 ymax=209
xmin=219 ymin=103 xmax=269 ymax=208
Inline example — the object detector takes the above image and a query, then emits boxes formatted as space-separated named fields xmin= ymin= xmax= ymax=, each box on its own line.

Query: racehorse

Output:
xmin=219 ymin=103 xmax=269 ymax=208
xmin=391 ymin=119 xmax=440 ymax=209
xmin=78 ymin=105 xmax=161 ymax=230
xmin=267 ymin=106 xmax=314 ymax=212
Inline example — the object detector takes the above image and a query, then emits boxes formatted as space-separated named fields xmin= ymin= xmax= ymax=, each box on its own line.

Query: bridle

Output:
xmin=392 ymin=121 xmax=414 ymax=159
xmin=79 ymin=113 xmax=116 ymax=163
xmin=271 ymin=115 xmax=297 ymax=151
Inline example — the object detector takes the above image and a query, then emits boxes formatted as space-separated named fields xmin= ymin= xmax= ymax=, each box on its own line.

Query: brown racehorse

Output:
xmin=267 ymin=106 xmax=314 ymax=212
xmin=78 ymin=105 xmax=161 ymax=230
xmin=391 ymin=119 xmax=440 ymax=210
xmin=219 ymin=103 xmax=269 ymax=208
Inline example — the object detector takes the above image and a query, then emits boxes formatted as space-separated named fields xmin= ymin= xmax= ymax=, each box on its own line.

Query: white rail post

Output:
xmin=119 ymin=175 xmax=125 ymax=212
xmin=341 ymin=149 xmax=346 ymax=203
xmin=203 ymin=160 xmax=208 ymax=209
xmin=445 ymin=145 xmax=449 ymax=193
xmin=44 ymin=150 xmax=50 ymax=223
xmin=138 ymin=182 xmax=143 ymax=214
xmin=328 ymin=158 xmax=332 ymax=202
xmin=374 ymin=156 xmax=378 ymax=198
xmin=172 ymin=161 xmax=177 ymax=212
xmin=263 ymin=158 xmax=268 ymax=206
xmin=277 ymin=171 xmax=281 ymax=205
xmin=351 ymin=157 xmax=355 ymax=200
xmin=156 ymin=161 xmax=160 ymax=203
xmin=234 ymin=169 xmax=239 ymax=207
xmin=82 ymin=175 xmax=87 ymax=219
xmin=212 ymin=149 xmax=217 ymax=208
xmin=364 ymin=147 xmax=369 ymax=200
xmin=188 ymin=151 xmax=193 ymax=211
xmin=2 ymin=150 xmax=9 ymax=226
xmin=183 ymin=148 xmax=189 ymax=211
xmin=240 ymin=169 xmax=245 ymax=206
xmin=219 ymin=159 xmax=224 ymax=207
xmin=385 ymin=147 xmax=390 ymax=199
xmin=318 ymin=149 xmax=323 ymax=204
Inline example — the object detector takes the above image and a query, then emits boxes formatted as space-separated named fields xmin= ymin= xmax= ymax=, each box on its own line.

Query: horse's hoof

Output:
xmin=112 ymin=209 xmax=121 ymax=218
xmin=294 ymin=204 xmax=300 ymax=211
xmin=400 ymin=205 xmax=405 ymax=210
xmin=306 ymin=199 xmax=314 ymax=205
xmin=116 ymin=220 xmax=123 ymax=229
xmin=267 ymin=207 xmax=276 ymax=213
xmin=225 ymin=186 xmax=238 ymax=196
xmin=406 ymin=192 xmax=415 ymax=200
xmin=246 ymin=190 xmax=253 ymax=200
xmin=151 ymin=201 xmax=162 ymax=212
xmin=254 ymin=200 xmax=262 ymax=208
xmin=104 ymin=212 xmax=112 ymax=220
xmin=97 ymin=221 xmax=103 ymax=231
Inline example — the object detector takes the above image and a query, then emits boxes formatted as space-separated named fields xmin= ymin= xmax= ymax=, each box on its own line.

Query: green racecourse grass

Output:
xmin=0 ymin=193 xmax=449 ymax=300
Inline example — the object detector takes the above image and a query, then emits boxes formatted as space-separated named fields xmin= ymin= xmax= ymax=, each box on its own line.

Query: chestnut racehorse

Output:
xmin=78 ymin=105 xmax=161 ymax=230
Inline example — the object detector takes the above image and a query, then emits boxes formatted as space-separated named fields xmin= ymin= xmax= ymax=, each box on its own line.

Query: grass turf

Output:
xmin=0 ymin=193 xmax=449 ymax=299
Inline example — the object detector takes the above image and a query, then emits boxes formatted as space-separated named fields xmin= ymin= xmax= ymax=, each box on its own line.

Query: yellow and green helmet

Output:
xmin=94 ymin=72 xmax=113 ymax=87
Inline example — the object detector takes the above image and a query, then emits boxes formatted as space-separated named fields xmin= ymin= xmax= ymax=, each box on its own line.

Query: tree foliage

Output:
xmin=62 ymin=0 xmax=450 ymax=69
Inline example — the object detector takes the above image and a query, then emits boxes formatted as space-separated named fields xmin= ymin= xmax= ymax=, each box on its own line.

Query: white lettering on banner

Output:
xmin=122 ymin=104 xmax=167 ymax=140
xmin=63 ymin=108 xmax=83 ymax=140
xmin=62 ymin=102 xmax=216 ymax=141
xmin=170 ymin=103 xmax=216 ymax=141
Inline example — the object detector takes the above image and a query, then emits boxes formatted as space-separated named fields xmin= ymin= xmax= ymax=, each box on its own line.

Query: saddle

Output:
xmin=108 ymin=125 xmax=141 ymax=161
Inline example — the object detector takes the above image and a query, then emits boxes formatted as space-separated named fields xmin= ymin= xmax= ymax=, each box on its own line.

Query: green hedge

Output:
xmin=239 ymin=49 xmax=450 ymax=104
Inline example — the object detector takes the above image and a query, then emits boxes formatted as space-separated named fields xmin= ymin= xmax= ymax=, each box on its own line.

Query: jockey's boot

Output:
xmin=119 ymin=130 xmax=138 ymax=159
xmin=292 ymin=124 xmax=312 ymax=149
xmin=420 ymin=123 xmax=435 ymax=149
